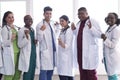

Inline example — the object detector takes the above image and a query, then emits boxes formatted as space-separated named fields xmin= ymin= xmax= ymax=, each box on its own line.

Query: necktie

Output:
xmin=49 ymin=24 xmax=56 ymax=52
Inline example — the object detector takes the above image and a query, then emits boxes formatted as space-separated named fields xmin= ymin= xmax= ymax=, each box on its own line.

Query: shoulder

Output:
xmin=1 ymin=25 xmax=8 ymax=31
xmin=36 ymin=20 xmax=43 ymax=28
xmin=114 ymin=26 xmax=120 ymax=32
xmin=50 ymin=20 xmax=55 ymax=24
xmin=66 ymin=27 xmax=73 ymax=34
xmin=89 ymin=18 xmax=99 ymax=24
xmin=18 ymin=27 xmax=25 ymax=33
xmin=76 ymin=21 xmax=80 ymax=26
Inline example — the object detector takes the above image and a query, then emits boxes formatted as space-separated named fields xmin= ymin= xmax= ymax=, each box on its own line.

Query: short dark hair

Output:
xmin=44 ymin=6 xmax=52 ymax=13
xmin=60 ymin=15 xmax=70 ymax=23
xmin=78 ymin=7 xmax=87 ymax=12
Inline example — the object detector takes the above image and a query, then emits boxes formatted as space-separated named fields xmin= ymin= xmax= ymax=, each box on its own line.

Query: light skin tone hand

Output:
xmin=11 ymin=32 xmax=16 ymax=41
xmin=54 ymin=21 xmax=59 ymax=25
xmin=87 ymin=20 xmax=92 ymax=29
xmin=40 ymin=24 xmax=46 ymax=31
xmin=10 ymin=26 xmax=16 ymax=41
xmin=71 ymin=22 xmax=76 ymax=30
xmin=58 ymin=38 xmax=65 ymax=48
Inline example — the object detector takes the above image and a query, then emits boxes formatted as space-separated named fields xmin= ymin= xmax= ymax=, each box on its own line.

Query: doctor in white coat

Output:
xmin=57 ymin=15 xmax=77 ymax=80
xmin=0 ymin=26 xmax=3 ymax=68
xmin=0 ymin=26 xmax=3 ymax=80
xmin=18 ymin=15 xmax=37 ymax=80
xmin=36 ymin=6 xmax=57 ymax=80
xmin=18 ymin=24 xmax=31 ymax=73
xmin=71 ymin=7 xmax=102 ymax=80
xmin=0 ymin=11 xmax=21 ymax=80
xmin=101 ymin=12 xmax=120 ymax=80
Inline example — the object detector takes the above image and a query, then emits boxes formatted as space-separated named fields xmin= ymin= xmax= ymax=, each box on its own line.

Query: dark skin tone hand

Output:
xmin=101 ymin=34 xmax=107 ymax=41
xmin=24 ymin=29 xmax=30 ymax=39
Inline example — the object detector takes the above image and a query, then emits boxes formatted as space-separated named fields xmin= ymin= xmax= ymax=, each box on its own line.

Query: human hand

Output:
xmin=40 ymin=24 xmax=46 ymax=31
xmin=11 ymin=33 xmax=16 ymax=41
xmin=87 ymin=20 xmax=92 ymax=29
xmin=58 ymin=38 xmax=62 ymax=45
xmin=58 ymin=38 xmax=65 ymax=48
xmin=101 ymin=34 xmax=107 ymax=41
xmin=34 ymin=40 xmax=38 ymax=44
xmin=54 ymin=21 xmax=59 ymax=26
xmin=24 ymin=30 xmax=30 ymax=39
xmin=71 ymin=22 xmax=76 ymax=30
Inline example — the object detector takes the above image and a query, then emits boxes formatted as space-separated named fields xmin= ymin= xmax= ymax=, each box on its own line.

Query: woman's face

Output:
xmin=60 ymin=18 xmax=68 ymax=28
xmin=5 ymin=13 xmax=14 ymax=25
xmin=106 ymin=13 xmax=117 ymax=26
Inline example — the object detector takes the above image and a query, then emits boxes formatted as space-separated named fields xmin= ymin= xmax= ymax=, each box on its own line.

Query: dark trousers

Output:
xmin=79 ymin=68 xmax=97 ymax=80
xmin=59 ymin=75 xmax=74 ymax=80
xmin=0 ymin=74 xmax=2 ymax=80
xmin=77 ymin=50 xmax=98 ymax=80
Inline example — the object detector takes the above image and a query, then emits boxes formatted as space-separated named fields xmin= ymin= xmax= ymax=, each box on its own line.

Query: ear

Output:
xmin=43 ymin=13 xmax=45 ymax=16
xmin=105 ymin=17 xmax=108 ymax=23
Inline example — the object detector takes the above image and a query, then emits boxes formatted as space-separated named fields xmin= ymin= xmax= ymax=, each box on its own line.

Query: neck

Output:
xmin=24 ymin=25 xmax=31 ymax=29
xmin=44 ymin=19 xmax=50 ymax=23
xmin=64 ymin=25 xmax=69 ymax=28
xmin=7 ymin=23 xmax=14 ymax=27
xmin=81 ymin=16 xmax=89 ymax=22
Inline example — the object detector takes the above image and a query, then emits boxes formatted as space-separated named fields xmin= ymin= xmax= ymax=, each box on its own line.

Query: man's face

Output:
xmin=44 ymin=11 xmax=52 ymax=21
xmin=78 ymin=10 xmax=88 ymax=21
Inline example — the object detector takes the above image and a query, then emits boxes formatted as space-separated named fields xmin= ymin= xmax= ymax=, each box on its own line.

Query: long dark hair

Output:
xmin=2 ymin=11 xmax=13 ymax=27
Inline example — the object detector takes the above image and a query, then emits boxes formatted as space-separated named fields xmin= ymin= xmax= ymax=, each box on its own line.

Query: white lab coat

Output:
xmin=0 ymin=25 xmax=15 ymax=75
xmin=103 ymin=24 xmax=120 ymax=75
xmin=74 ymin=18 xmax=102 ymax=70
xmin=36 ymin=20 xmax=57 ymax=70
xmin=57 ymin=27 xmax=77 ymax=76
xmin=0 ymin=27 xmax=3 ymax=67
xmin=17 ymin=27 xmax=31 ymax=72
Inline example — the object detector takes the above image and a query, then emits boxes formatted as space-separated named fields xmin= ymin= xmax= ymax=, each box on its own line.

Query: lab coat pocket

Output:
xmin=88 ymin=45 xmax=99 ymax=68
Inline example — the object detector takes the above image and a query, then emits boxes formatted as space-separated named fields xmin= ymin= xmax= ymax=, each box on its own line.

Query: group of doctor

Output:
xmin=0 ymin=11 xmax=37 ymax=80
xmin=0 ymin=6 xmax=120 ymax=80
xmin=71 ymin=7 xmax=120 ymax=80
